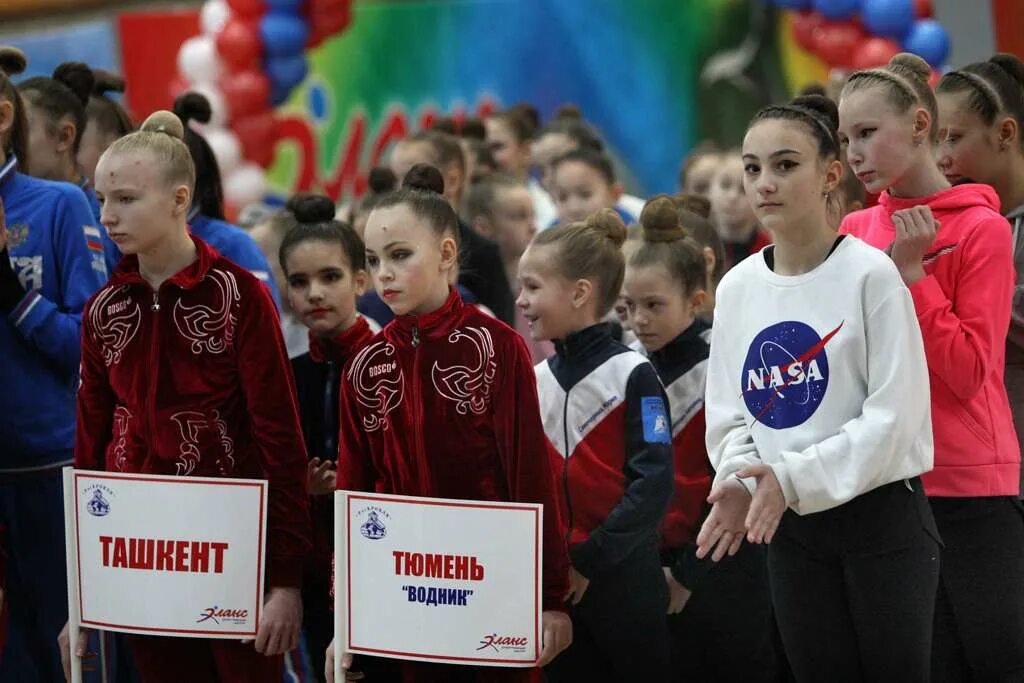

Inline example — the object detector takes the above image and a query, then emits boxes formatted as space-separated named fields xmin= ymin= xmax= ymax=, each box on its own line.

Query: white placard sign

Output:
xmin=65 ymin=469 xmax=267 ymax=639
xmin=335 ymin=491 xmax=542 ymax=669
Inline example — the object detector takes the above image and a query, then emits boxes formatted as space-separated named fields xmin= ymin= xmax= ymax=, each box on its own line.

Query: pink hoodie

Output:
xmin=840 ymin=184 xmax=1020 ymax=497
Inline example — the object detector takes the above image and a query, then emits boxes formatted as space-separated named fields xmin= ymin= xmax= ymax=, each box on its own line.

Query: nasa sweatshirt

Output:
xmin=841 ymin=184 xmax=1020 ymax=497
xmin=705 ymin=236 xmax=933 ymax=515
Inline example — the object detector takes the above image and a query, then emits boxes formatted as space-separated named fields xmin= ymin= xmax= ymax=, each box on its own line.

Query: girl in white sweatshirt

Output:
xmin=695 ymin=94 xmax=940 ymax=683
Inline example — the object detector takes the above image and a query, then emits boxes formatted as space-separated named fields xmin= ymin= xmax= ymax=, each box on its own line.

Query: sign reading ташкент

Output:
xmin=66 ymin=470 xmax=267 ymax=638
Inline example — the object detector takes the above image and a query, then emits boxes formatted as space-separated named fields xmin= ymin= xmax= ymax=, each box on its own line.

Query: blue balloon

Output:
xmin=774 ymin=0 xmax=812 ymax=8
xmin=813 ymin=0 xmax=859 ymax=19
xmin=861 ymin=0 xmax=915 ymax=38
xmin=266 ymin=0 xmax=305 ymax=10
xmin=259 ymin=12 xmax=310 ymax=58
xmin=266 ymin=54 xmax=309 ymax=95
xmin=902 ymin=19 xmax=950 ymax=67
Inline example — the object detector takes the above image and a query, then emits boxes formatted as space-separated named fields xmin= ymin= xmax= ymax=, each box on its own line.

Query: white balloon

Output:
xmin=224 ymin=164 xmax=268 ymax=208
xmin=177 ymin=35 xmax=222 ymax=87
xmin=200 ymin=0 xmax=231 ymax=35
xmin=191 ymin=84 xmax=229 ymax=128
xmin=204 ymin=128 xmax=242 ymax=176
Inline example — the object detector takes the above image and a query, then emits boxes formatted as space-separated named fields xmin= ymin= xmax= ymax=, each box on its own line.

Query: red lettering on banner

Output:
xmin=392 ymin=551 xmax=485 ymax=581
xmin=98 ymin=536 xmax=229 ymax=574
xmin=280 ymin=97 xmax=500 ymax=203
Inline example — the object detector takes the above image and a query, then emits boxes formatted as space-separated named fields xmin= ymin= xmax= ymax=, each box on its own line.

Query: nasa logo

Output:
xmin=741 ymin=321 xmax=843 ymax=429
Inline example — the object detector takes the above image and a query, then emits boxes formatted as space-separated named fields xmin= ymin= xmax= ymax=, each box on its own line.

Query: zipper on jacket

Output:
xmin=411 ymin=336 xmax=428 ymax=493
xmin=411 ymin=326 xmax=420 ymax=348
xmin=561 ymin=389 xmax=574 ymax=549
xmin=151 ymin=291 xmax=160 ymax=311
xmin=145 ymin=286 xmax=162 ymax=459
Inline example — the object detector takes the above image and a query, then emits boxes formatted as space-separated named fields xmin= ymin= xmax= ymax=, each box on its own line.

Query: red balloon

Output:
xmin=914 ymin=0 xmax=933 ymax=18
xmin=233 ymin=111 xmax=278 ymax=167
xmin=225 ymin=0 xmax=264 ymax=19
xmin=812 ymin=21 xmax=865 ymax=68
xmin=929 ymin=68 xmax=942 ymax=88
xmin=216 ymin=19 xmax=262 ymax=70
xmin=792 ymin=11 xmax=825 ymax=52
xmin=851 ymin=37 xmax=901 ymax=70
xmin=220 ymin=70 xmax=270 ymax=122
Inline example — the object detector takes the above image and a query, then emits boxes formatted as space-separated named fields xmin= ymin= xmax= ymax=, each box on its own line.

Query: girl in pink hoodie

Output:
xmin=839 ymin=53 xmax=1024 ymax=682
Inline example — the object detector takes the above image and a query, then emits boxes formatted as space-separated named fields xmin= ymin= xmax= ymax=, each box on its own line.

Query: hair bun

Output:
xmin=172 ymin=92 xmax=212 ymax=126
xmin=889 ymin=52 xmax=931 ymax=84
xmin=673 ymin=193 xmax=711 ymax=220
xmin=402 ymin=163 xmax=445 ymax=195
xmin=640 ymin=195 xmax=687 ymax=243
xmin=140 ymin=110 xmax=185 ymax=140
xmin=0 ymin=47 xmax=27 ymax=77
xmin=91 ymin=69 xmax=126 ymax=97
xmin=791 ymin=93 xmax=839 ymax=130
xmin=584 ymin=209 xmax=627 ymax=248
xmin=288 ymin=193 xmax=336 ymax=224
xmin=53 ymin=62 xmax=94 ymax=107
xmin=555 ymin=103 xmax=582 ymax=121
xmin=460 ymin=117 xmax=486 ymax=140
xmin=368 ymin=166 xmax=398 ymax=194
xmin=990 ymin=53 xmax=1024 ymax=90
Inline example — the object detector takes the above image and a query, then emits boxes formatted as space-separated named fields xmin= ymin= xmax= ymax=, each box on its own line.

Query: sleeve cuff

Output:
xmin=733 ymin=473 xmax=757 ymax=496
xmin=769 ymin=461 xmax=798 ymax=506
xmin=908 ymin=273 xmax=944 ymax=313
xmin=569 ymin=542 xmax=601 ymax=579
xmin=267 ymin=557 xmax=304 ymax=589
xmin=8 ymin=289 xmax=44 ymax=330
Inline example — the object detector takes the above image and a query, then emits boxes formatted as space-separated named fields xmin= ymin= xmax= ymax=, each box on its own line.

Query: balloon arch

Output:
xmin=172 ymin=0 xmax=352 ymax=209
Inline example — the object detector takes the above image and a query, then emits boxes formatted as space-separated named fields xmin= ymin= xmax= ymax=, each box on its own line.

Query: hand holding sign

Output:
xmin=57 ymin=622 xmax=95 ymax=682
xmin=537 ymin=611 xmax=572 ymax=667
xmin=247 ymin=586 xmax=302 ymax=656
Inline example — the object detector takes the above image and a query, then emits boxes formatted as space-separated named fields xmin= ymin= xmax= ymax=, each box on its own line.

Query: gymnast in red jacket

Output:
xmin=326 ymin=164 xmax=572 ymax=683
xmin=61 ymin=111 xmax=311 ymax=683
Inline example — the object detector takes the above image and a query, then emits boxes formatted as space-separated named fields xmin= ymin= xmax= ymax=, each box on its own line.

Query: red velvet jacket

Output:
xmin=336 ymin=289 xmax=570 ymax=612
xmin=75 ymin=236 xmax=311 ymax=587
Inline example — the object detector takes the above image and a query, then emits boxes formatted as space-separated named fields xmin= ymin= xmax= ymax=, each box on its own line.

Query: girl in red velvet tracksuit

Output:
xmin=326 ymin=164 xmax=572 ymax=683
xmin=839 ymin=53 xmax=1024 ymax=680
xmin=62 ymin=111 xmax=312 ymax=683
xmin=279 ymin=194 xmax=375 ymax=682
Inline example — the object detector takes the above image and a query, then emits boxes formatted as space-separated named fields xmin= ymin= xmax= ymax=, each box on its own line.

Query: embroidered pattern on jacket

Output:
xmin=431 ymin=327 xmax=497 ymax=415
xmin=173 ymin=268 xmax=240 ymax=354
xmin=348 ymin=341 xmax=405 ymax=431
xmin=112 ymin=406 xmax=132 ymax=471
xmin=170 ymin=410 xmax=236 ymax=476
xmin=90 ymin=285 xmax=141 ymax=366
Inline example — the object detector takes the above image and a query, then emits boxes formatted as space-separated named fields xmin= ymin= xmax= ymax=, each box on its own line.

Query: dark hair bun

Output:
xmin=991 ymin=53 xmax=1024 ymax=90
xmin=889 ymin=52 xmax=931 ymax=84
xmin=460 ymin=117 xmax=485 ymax=140
xmin=640 ymin=195 xmax=687 ymax=243
xmin=555 ymin=103 xmax=582 ymax=120
xmin=584 ymin=208 xmax=627 ymax=248
xmin=0 ymin=47 xmax=27 ymax=77
xmin=53 ymin=62 xmax=94 ymax=107
xmin=402 ymin=163 xmax=445 ymax=195
xmin=92 ymin=69 xmax=126 ymax=97
xmin=798 ymin=82 xmax=828 ymax=98
xmin=172 ymin=92 xmax=212 ymax=126
xmin=368 ymin=166 xmax=397 ymax=194
xmin=673 ymin=193 xmax=711 ymax=220
xmin=140 ymin=110 xmax=185 ymax=140
xmin=510 ymin=102 xmax=540 ymax=135
xmin=288 ymin=193 xmax=336 ymax=224
xmin=791 ymin=93 xmax=839 ymax=130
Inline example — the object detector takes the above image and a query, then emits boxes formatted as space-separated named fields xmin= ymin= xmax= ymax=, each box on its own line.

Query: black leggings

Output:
xmin=931 ymin=496 xmax=1024 ymax=683
xmin=768 ymin=479 xmax=941 ymax=683
xmin=543 ymin=538 xmax=669 ymax=682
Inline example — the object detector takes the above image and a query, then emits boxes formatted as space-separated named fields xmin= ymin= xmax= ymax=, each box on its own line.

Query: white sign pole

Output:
xmin=62 ymin=466 xmax=83 ymax=683
xmin=334 ymin=490 xmax=349 ymax=683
